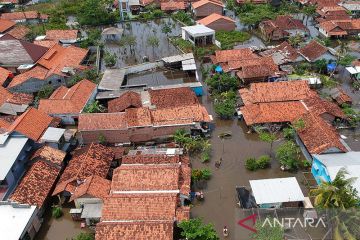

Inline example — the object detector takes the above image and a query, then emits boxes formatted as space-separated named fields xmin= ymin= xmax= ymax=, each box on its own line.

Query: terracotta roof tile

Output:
xmin=303 ymin=92 xmax=346 ymax=119
xmin=192 ymin=0 xmax=224 ymax=9
xmin=37 ymin=44 xmax=89 ymax=77
xmin=161 ymin=1 xmax=186 ymax=10
xmin=8 ymin=66 xmax=48 ymax=88
xmin=331 ymin=87 xmax=352 ymax=105
xmin=261 ymin=15 xmax=307 ymax=32
xmin=295 ymin=112 xmax=347 ymax=154
xmin=101 ymin=194 xmax=177 ymax=221
xmin=197 ymin=13 xmax=235 ymax=25
xmin=126 ymin=107 xmax=152 ymax=127
xmin=239 ymin=80 xmax=311 ymax=105
xmin=7 ymin=107 xmax=53 ymax=141
xmin=212 ymin=48 xmax=259 ymax=64
xmin=260 ymin=41 xmax=301 ymax=63
xmin=79 ymin=112 xmax=127 ymax=131
xmin=95 ymin=221 xmax=174 ymax=240
xmin=38 ymin=79 xmax=96 ymax=114
xmin=149 ymin=87 xmax=199 ymax=109
xmin=30 ymin=146 xmax=66 ymax=166
xmin=33 ymin=40 xmax=57 ymax=48
xmin=0 ymin=86 xmax=13 ymax=106
xmin=108 ymin=91 xmax=142 ymax=112
xmin=9 ymin=160 xmax=60 ymax=208
xmin=299 ymin=40 xmax=329 ymax=62
xmin=176 ymin=206 xmax=190 ymax=222
xmin=7 ymin=25 xmax=29 ymax=40
xmin=1 ymin=11 xmax=48 ymax=21
xmin=111 ymin=164 xmax=181 ymax=192
xmin=0 ymin=67 xmax=12 ymax=86
xmin=45 ymin=30 xmax=78 ymax=42
xmin=53 ymin=143 xmax=114 ymax=195
xmin=121 ymin=154 xmax=182 ymax=164
xmin=241 ymin=101 xmax=307 ymax=125
xmin=0 ymin=19 xmax=15 ymax=33
xmin=69 ymin=175 xmax=111 ymax=202
xmin=235 ymin=56 xmax=279 ymax=79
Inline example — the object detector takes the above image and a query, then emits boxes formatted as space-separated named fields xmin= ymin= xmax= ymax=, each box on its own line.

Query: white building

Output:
xmin=181 ymin=25 xmax=215 ymax=46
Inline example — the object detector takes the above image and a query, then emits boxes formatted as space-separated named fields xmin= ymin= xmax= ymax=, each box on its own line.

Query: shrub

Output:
xmin=245 ymin=157 xmax=258 ymax=171
xmin=215 ymin=30 xmax=251 ymax=49
xmin=191 ymin=168 xmax=212 ymax=181
xmin=52 ymin=206 xmax=63 ymax=219
xmin=283 ymin=127 xmax=295 ymax=140
xmin=276 ymin=141 xmax=301 ymax=171
xmin=257 ymin=155 xmax=271 ymax=169
xmin=74 ymin=232 xmax=95 ymax=240
xmin=201 ymin=169 xmax=212 ymax=180
xmin=201 ymin=151 xmax=211 ymax=163
xmin=37 ymin=85 xmax=54 ymax=99
xmin=104 ymin=52 xmax=117 ymax=67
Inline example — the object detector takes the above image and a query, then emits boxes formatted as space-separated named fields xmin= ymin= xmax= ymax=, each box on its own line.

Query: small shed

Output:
xmin=181 ymin=25 xmax=215 ymax=46
xmin=102 ymin=27 xmax=124 ymax=42
xmin=98 ymin=69 xmax=126 ymax=91
xmin=40 ymin=127 xmax=66 ymax=150
xmin=249 ymin=177 xmax=305 ymax=208
xmin=81 ymin=203 xmax=103 ymax=226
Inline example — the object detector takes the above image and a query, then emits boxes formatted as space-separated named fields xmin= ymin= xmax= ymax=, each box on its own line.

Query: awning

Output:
xmin=346 ymin=66 xmax=360 ymax=74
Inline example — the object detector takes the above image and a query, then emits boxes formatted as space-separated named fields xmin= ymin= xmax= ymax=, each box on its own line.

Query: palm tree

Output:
xmin=310 ymin=168 xmax=358 ymax=209
xmin=173 ymin=129 xmax=190 ymax=147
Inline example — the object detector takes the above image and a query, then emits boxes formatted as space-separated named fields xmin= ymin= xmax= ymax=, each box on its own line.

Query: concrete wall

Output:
xmin=74 ymin=197 xmax=102 ymax=209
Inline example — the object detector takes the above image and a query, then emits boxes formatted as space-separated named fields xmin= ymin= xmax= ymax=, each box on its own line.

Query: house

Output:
xmin=45 ymin=29 xmax=79 ymax=44
xmin=69 ymin=175 xmax=111 ymax=226
xmin=0 ymin=201 xmax=40 ymax=240
xmin=191 ymin=0 xmax=224 ymax=18
xmin=9 ymin=146 xmax=66 ymax=214
xmin=315 ymin=5 xmax=350 ymax=23
xmin=0 ymin=11 xmax=48 ymax=23
xmin=8 ymin=44 xmax=89 ymax=93
xmin=311 ymin=152 xmax=360 ymax=197
xmin=259 ymin=15 xmax=308 ymax=41
xmin=39 ymin=127 xmax=76 ymax=151
xmin=52 ymin=143 xmax=114 ymax=198
xmin=299 ymin=40 xmax=336 ymax=62
xmin=101 ymin=27 xmax=124 ymax=42
xmin=181 ymin=24 xmax=215 ymax=46
xmin=0 ymin=19 xmax=15 ymax=33
xmin=196 ymin=13 xmax=236 ymax=31
xmin=329 ymin=87 xmax=352 ymax=105
xmin=38 ymin=79 xmax=97 ymax=125
xmin=259 ymin=41 xmax=304 ymax=65
xmin=0 ymin=133 xmax=30 ymax=200
xmin=210 ymin=48 xmax=280 ymax=83
xmin=161 ymin=1 xmax=186 ymax=12
xmin=0 ymin=34 xmax=48 ymax=71
xmin=319 ymin=19 xmax=360 ymax=38
xmin=95 ymin=149 xmax=190 ymax=239
xmin=249 ymin=177 xmax=305 ymax=208
xmin=340 ymin=1 xmax=360 ymax=17
xmin=7 ymin=25 xmax=30 ymax=40
xmin=0 ymin=66 xmax=13 ymax=87
xmin=0 ymin=86 xmax=33 ymax=115
xmin=6 ymin=107 xmax=54 ymax=142
xmin=79 ymin=88 xmax=211 ymax=144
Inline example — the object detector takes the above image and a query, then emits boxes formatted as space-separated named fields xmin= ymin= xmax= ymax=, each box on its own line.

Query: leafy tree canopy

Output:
xmin=178 ymin=218 xmax=219 ymax=240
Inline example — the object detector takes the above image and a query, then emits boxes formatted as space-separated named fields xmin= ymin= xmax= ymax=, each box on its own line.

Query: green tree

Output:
xmin=73 ymin=232 xmax=95 ymax=240
xmin=83 ymin=100 xmax=105 ymax=113
xmin=173 ymin=129 xmax=191 ymax=147
xmin=253 ymin=218 xmax=284 ymax=240
xmin=161 ymin=23 xmax=172 ymax=36
xmin=178 ymin=218 xmax=219 ymax=240
xmin=288 ymin=34 xmax=302 ymax=47
xmin=313 ymin=59 xmax=327 ymax=74
xmin=257 ymin=129 xmax=277 ymax=153
xmin=283 ymin=126 xmax=295 ymax=140
xmin=275 ymin=141 xmax=301 ymax=170
xmin=206 ymin=73 xmax=239 ymax=93
xmin=78 ymin=0 xmax=116 ymax=26
xmin=310 ymin=168 xmax=359 ymax=209
xmin=37 ymin=85 xmax=54 ymax=99
xmin=52 ymin=206 xmax=63 ymax=219
xmin=214 ymin=97 xmax=236 ymax=119
xmin=104 ymin=52 xmax=117 ymax=67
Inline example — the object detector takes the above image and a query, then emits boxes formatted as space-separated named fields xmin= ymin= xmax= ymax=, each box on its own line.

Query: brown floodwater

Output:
xmin=191 ymin=77 xmax=319 ymax=240
xmin=36 ymin=204 xmax=92 ymax=240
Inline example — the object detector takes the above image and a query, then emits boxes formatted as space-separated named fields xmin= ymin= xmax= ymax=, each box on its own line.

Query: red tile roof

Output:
xmin=79 ymin=112 xmax=127 ymax=131
xmin=38 ymin=79 xmax=96 ymax=114
xmin=197 ymin=13 xmax=235 ymax=25
xmin=45 ymin=30 xmax=79 ymax=42
xmin=30 ymin=146 xmax=66 ymax=166
xmin=33 ymin=40 xmax=57 ymax=48
xmin=9 ymin=159 xmax=61 ymax=208
xmin=192 ymin=0 xmax=224 ymax=9
xmin=69 ymin=175 xmax=111 ymax=202
xmin=260 ymin=41 xmax=301 ymax=63
xmin=126 ymin=107 xmax=153 ymax=127
xmin=235 ymin=57 xmax=279 ymax=79
xmin=212 ymin=48 xmax=259 ymax=64
xmin=0 ymin=67 xmax=11 ymax=86
xmin=8 ymin=66 xmax=48 ymax=88
xmin=161 ymin=1 xmax=186 ymax=10
xmin=331 ymin=87 xmax=352 ymax=105
xmin=261 ymin=15 xmax=307 ymax=32
xmin=149 ymin=87 xmax=199 ymax=109
xmin=121 ymin=154 xmax=182 ymax=164
xmin=7 ymin=25 xmax=29 ymax=40
xmin=101 ymin=194 xmax=177 ymax=221
xmin=95 ymin=221 xmax=174 ymax=240
xmin=239 ymin=80 xmax=311 ymax=105
xmin=303 ymin=92 xmax=346 ymax=119
xmin=7 ymin=108 xmax=53 ymax=141
xmin=108 ymin=91 xmax=142 ymax=113
xmin=0 ymin=19 xmax=15 ymax=33
xmin=53 ymin=143 xmax=114 ymax=195
xmin=0 ymin=11 xmax=48 ymax=21
xmin=241 ymin=101 xmax=307 ymax=125
xmin=111 ymin=165 xmax=181 ymax=192
xmin=37 ymin=44 xmax=89 ymax=77
xmin=295 ymin=112 xmax=347 ymax=154
xmin=299 ymin=40 xmax=329 ymax=62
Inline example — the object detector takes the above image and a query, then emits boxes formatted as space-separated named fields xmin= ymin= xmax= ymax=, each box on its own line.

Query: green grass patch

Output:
xmin=170 ymin=37 xmax=193 ymax=53
xmin=215 ymin=30 xmax=251 ymax=49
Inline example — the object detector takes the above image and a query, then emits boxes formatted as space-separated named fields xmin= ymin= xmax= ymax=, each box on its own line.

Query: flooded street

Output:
xmin=191 ymin=81 xmax=310 ymax=240
xmin=36 ymin=205 xmax=92 ymax=240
